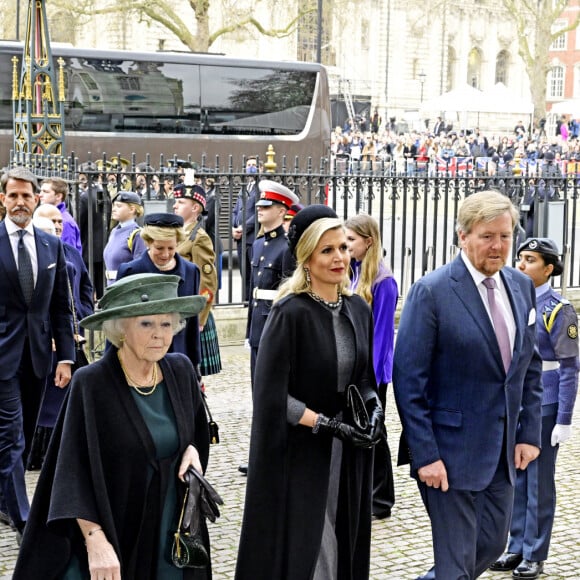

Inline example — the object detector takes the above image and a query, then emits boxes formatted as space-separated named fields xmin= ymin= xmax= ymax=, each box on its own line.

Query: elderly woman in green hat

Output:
xmin=14 ymin=274 xmax=212 ymax=580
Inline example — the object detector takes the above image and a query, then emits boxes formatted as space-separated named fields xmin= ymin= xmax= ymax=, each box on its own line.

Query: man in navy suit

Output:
xmin=393 ymin=190 xmax=543 ymax=579
xmin=231 ymin=156 xmax=260 ymax=301
xmin=0 ymin=167 xmax=75 ymax=537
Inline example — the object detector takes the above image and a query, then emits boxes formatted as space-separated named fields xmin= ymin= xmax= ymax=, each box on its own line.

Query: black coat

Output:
xmin=14 ymin=349 xmax=210 ymax=580
xmin=236 ymin=293 xmax=376 ymax=580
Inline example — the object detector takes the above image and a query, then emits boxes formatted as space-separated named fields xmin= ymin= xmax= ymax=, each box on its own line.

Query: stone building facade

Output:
xmin=45 ymin=0 xmax=537 ymax=134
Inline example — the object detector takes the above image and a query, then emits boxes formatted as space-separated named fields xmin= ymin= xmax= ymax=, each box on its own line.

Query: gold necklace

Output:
xmin=117 ymin=351 xmax=159 ymax=396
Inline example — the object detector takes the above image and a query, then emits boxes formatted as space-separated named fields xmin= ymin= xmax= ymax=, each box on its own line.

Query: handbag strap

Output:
xmin=201 ymin=391 xmax=214 ymax=423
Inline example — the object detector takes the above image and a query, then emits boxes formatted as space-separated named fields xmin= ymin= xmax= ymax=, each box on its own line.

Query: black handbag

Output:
xmin=346 ymin=384 xmax=370 ymax=431
xmin=170 ymin=467 xmax=224 ymax=569
xmin=201 ymin=390 xmax=220 ymax=444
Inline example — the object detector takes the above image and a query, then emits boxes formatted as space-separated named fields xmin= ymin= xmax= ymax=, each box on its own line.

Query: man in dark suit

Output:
xmin=78 ymin=162 xmax=112 ymax=297
xmin=0 ymin=167 xmax=75 ymax=537
xmin=393 ymin=190 xmax=543 ymax=579
xmin=231 ymin=156 xmax=260 ymax=301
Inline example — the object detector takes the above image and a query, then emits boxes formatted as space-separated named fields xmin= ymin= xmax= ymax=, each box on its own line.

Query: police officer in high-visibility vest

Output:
xmin=491 ymin=237 xmax=579 ymax=579
xmin=246 ymin=180 xmax=299 ymax=384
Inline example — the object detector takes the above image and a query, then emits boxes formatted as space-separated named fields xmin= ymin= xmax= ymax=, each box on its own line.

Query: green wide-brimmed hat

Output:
xmin=80 ymin=273 xmax=207 ymax=331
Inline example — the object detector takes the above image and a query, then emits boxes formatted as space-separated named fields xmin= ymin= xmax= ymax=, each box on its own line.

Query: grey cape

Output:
xmin=235 ymin=293 xmax=376 ymax=580
xmin=14 ymin=348 xmax=211 ymax=580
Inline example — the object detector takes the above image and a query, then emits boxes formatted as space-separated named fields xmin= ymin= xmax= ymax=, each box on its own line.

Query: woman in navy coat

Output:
xmin=117 ymin=213 xmax=202 ymax=371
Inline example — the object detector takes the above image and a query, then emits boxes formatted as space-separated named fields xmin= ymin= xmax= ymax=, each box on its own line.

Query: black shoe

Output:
xmin=512 ymin=560 xmax=544 ymax=579
xmin=372 ymin=509 xmax=391 ymax=520
xmin=238 ymin=464 xmax=248 ymax=475
xmin=489 ymin=553 xmax=523 ymax=571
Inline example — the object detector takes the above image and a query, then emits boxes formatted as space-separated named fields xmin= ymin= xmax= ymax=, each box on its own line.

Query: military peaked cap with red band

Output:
xmin=285 ymin=203 xmax=304 ymax=219
xmin=256 ymin=180 xmax=299 ymax=209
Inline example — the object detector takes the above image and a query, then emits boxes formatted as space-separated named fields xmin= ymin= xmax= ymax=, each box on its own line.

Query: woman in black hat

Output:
xmin=116 ymin=213 xmax=203 ymax=373
xmin=14 ymin=274 xmax=212 ymax=579
xmin=174 ymin=185 xmax=222 ymax=377
xmin=491 ymin=238 xmax=578 ymax=578
xmin=236 ymin=205 xmax=383 ymax=580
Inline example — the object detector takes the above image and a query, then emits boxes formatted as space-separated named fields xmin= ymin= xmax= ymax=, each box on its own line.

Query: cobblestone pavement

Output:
xmin=1 ymin=345 xmax=578 ymax=579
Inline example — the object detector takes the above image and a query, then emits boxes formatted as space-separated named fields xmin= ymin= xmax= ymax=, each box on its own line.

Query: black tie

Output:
xmin=18 ymin=230 xmax=34 ymax=304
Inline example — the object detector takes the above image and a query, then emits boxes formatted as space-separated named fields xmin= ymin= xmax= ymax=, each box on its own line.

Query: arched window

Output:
xmin=495 ymin=51 xmax=509 ymax=85
xmin=467 ymin=48 xmax=482 ymax=89
xmin=548 ymin=66 xmax=565 ymax=99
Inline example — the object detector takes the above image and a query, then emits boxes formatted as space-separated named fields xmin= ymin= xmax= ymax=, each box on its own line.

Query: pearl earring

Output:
xmin=304 ymin=267 xmax=311 ymax=285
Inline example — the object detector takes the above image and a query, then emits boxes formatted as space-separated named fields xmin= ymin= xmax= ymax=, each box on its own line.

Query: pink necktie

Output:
xmin=482 ymin=278 xmax=512 ymax=373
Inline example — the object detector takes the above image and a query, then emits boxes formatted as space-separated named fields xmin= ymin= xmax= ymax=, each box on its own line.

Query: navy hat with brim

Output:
xmin=517 ymin=237 xmax=563 ymax=276
xmin=81 ymin=274 xmax=207 ymax=331
xmin=287 ymin=204 xmax=338 ymax=256
xmin=144 ymin=213 xmax=184 ymax=228
xmin=112 ymin=191 xmax=142 ymax=205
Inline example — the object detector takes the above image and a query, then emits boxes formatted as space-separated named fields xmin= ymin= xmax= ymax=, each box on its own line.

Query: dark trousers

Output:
xmin=508 ymin=410 xmax=558 ymax=561
xmin=418 ymin=456 xmax=514 ymax=579
xmin=372 ymin=382 xmax=395 ymax=515
xmin=0 ymin=342 xmax=43 ymax=530
xmin=236 ymin=242 xmax=252 ymax=302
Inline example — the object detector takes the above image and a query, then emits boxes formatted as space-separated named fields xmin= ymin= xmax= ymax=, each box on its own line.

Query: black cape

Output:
xmin=235 ymin=293 xmax=376 ymax=580
xmin=14 ymin=348 xmax=210 ymax=580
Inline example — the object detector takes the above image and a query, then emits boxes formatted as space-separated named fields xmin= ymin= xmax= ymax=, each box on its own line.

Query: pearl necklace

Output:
xmin=117 ymin=351 xmax=159 ymax=396
xmin=307 ymin=291 xmax=343 ymax=309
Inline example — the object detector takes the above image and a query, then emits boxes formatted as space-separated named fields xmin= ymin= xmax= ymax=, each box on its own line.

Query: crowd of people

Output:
xmin=331 ymin=113 xmax=580 ymax=177
xmin=0 ymin=159 xmax=578 ymax=580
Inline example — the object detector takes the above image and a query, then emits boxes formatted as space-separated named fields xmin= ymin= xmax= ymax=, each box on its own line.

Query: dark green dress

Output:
xmin=130 ymin=381 xmax=183 ymax=580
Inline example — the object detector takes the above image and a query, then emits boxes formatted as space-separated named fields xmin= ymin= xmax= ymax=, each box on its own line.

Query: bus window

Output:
xmin=200 ymin=66 xmax=317 ymax=136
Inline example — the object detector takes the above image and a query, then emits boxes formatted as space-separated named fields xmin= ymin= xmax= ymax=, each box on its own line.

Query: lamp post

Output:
xmin=419 ymin=70 xmax=426 ymax=103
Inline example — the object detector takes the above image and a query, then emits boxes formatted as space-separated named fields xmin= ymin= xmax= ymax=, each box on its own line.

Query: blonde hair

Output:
xmin=276 ymin=217 xmax=352 ymax=302
xmin=102 ymin=313 xmax=185 ymax=348
xmin=344 ymin=214 xmax=385 ymax=305
xmin=140 ymin=224 xmax=186 ymax=244
xmin=131 ymin=204 xmax=144 ymax=218
xmin=456 ymin=190 xmax=519 ymax=235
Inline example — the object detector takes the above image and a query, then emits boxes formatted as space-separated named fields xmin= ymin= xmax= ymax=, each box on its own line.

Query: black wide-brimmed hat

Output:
xmin=81 ymin=273 xmax=207 ymax=331
xmin=287 ymin=204 xmax=338 ymax=256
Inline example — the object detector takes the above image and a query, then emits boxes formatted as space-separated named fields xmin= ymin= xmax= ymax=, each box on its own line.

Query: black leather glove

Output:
xmin=363 ymin=389 xmax=386 ymax=444
xmin=315 ymin=414 xmax=374 ymax=448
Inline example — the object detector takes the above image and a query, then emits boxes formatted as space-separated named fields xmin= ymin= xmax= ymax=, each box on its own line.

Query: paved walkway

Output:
xmin=1 ymin=345 xmax=578 ymax=578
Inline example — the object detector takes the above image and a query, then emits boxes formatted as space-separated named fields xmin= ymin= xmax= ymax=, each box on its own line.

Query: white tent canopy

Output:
xmin=549 ymin=99 xmax=580 ymax=118
xmin=420 ymin=83 xmax=533 ymax=115
xmin=419 ymin=84 xmax=488 ymax=114
xmin=481 ymin=83 xmax=533 ymax=114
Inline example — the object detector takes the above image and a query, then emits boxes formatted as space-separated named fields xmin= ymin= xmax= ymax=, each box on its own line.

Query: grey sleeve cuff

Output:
xmin=287 ymin=394 xmax=307 ymax=426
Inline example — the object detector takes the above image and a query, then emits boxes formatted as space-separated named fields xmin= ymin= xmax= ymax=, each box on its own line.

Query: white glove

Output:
xmin=551 ymin=424 xmax=573 ymax=446
xmin=244 ymin=338 xmax=251 ymax=350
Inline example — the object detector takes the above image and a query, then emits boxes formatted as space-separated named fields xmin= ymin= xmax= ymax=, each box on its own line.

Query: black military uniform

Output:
xmin=246 ymin=180 xmax=298 ymax=384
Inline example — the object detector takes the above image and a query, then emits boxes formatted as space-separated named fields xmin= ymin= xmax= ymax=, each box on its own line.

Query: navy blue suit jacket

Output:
xmin=0 ymin=221 xmax=75 ymax=380
xmin=63 ymin=242 xmax=94 ymax=322
xmin=393 ymin=255 xmax=543 ymax=491
xmin=117 ymin=251 xmax=201 ymax=368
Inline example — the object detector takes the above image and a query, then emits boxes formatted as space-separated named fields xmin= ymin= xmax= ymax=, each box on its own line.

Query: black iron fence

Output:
xmin=6 ymin=152 xmax=580 ymax=304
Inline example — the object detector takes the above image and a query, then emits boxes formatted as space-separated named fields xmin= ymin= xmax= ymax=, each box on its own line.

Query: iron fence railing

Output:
xmin=6 ymin=152 xmax=579 ymax=306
